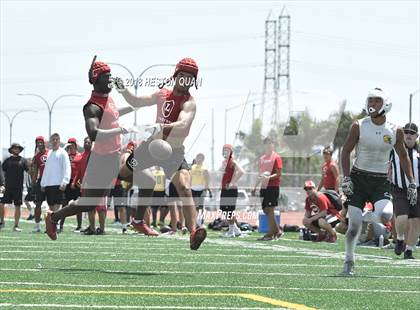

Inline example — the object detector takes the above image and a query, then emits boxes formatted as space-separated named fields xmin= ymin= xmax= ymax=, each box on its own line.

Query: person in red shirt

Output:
xmin=252 ymin=137 xmax=283 ymax=241
xmin=45 ymin=58 xmax=133 ymax=240
xmin=303 ymin=180 xmax=340 ymax=243
xmin=58 ymin=138 xmax=81 ymax=233
xmin=115 ymin=58 xmax=207 ymax=250
xmin=317 ymin=146 xmax=339 ymax=192
xmin=219 ymin=144 xmax=245 ymax=238
xmin=32 ymin=136 xmax=48 ymax=233
xmin=71 ymin=137 xmax=92 ymax=232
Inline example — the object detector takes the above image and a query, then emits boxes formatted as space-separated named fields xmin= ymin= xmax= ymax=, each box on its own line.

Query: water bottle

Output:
xmin=379 ymin=234 xmax=384 ymax=248
xmin=299 ymin=229 xmax=304 ymax=240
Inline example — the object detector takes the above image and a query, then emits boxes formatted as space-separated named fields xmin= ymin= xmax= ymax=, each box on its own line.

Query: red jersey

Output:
xmin=221 ymin=158 xmax=235 ymax=189
xmin=305 ymin=192 xmax=340 ymax=217
xmin=86 ymin=91 xmax=120 ymax=155
xmin=68 ymin=151 xmax=80 ymax=181
xmin=259 ymin=152 xmax=282 ymax=188
xmin=322 ymin=161 xmax=337 ymax=190
xmin=33 ymin=149 xmax=49 ymax=180
xmin=155 ymin=88 xmax=192 ymax=139
xmin=72 ymin=150 xmax=91 ymax=187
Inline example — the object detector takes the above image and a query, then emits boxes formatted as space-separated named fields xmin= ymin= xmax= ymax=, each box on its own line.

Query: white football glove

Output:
xmin=341 ymin=176 xmax=353 ymax=196
xmin=110 ymin=77 xmax=126 ymax=93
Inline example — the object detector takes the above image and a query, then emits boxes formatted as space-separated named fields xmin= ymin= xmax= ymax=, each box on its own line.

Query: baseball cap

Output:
xmin=404 ymin=123 xmax=418 ymax=134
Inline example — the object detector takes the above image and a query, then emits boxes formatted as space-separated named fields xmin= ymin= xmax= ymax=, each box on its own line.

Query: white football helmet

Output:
xmin=365 ymin=88 xmax=392 ymax=116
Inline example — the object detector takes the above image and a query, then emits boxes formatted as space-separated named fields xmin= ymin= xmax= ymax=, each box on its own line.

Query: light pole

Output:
xmin=108 ymin=63 xmax=175 ymax=126
xmin=409 ymin=89 xmax=420 ymax=123
xmin=17 ymin=93 xmax=82 ymax=138
xmin=0 ymin=109 xmax=37 ymax=145
xmin=224 ymin=97 xmax=262 ymax=144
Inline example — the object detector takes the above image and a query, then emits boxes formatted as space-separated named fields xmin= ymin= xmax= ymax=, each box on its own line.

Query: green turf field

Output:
xmin=0 ymin=218 xmax=419 ymax=310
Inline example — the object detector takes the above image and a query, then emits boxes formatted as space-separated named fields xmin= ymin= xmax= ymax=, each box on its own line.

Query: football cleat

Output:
xmin=341 ymin=260 xmax=355 ymax=276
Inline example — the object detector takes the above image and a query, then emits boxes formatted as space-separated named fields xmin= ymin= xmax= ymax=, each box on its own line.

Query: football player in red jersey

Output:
xmin=114 ymin=58 xmax=207 ymax=250
xmin=44 ymin=57 xmax=133 ymax=240
xmin=71 ymin=137 xmax=92 ymax=232
xmin=317 ymin=146 xmax=339 ymax=192
xmin=32 ymin=136 xmax=48 ymax=233
xmin=303 ymin=180 xmax=340 ymax=243
xmin=58 ymin=138 xmax=81 ymax=232
xmin=219 ymin=144 xmax=245 ymax=238
xmin=252 ymin=137 xmax=283 ymax=241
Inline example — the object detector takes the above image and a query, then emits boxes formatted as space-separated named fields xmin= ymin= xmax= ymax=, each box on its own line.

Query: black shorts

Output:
xmin=167 ymin=182 xmax=179 ymax=201
xmin=0 ymin=187 xmax=23 ymax=206
xmin=24 ymin=188 xmax=34 ymax=202
xmin=109 ymin=185 xmax=128 ymax=208
xmin=44 ymin=186 xmax=65 ymax=206
xmin=126 ymin=140 xmax=189 ymax=179
xmin=152 ymin=190 xmax=166 ymax=209
xmin=260 ymin=187 xmax=279 ymax=208
xmin=64 ymin=183 xmax=80 ymax=203
xmin=33 ymin=181 xmax=46 ymax=203
xmin=83 ymin=152 xmax=120 ymax=189
xmin=192 ymin=190 xmax=204 ymax=209
xmin=392 ymin=187 xmax=420 ymax=218
xmin=220 ymin=188 xmax=238 ymax=213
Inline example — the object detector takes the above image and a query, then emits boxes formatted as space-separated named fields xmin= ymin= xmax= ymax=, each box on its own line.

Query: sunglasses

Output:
xmin=304 ymin=187 xmax=315 ymax=191
xmin=404 ymin=130 xmax=417 ymax=135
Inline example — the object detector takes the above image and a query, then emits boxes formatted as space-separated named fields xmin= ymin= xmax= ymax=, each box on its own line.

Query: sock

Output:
xmin=133 ymin=219 xmax=143 ymax=224
xmin=406 ymin=245 xmax=413 ymax=251
xmin=35 ymin=222 xmax=40 ymax=229
xmin=345 ymin=206 xmax=363 ymax=262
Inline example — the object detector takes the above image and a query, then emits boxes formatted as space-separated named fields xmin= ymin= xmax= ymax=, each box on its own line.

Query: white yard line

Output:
xmin=0 ymin=304 xmax=277 ymax=310
xmin=0 ymin=282 xmax=418 ymax=294
xmin=0 ymin=257 xmax=417 ymax=269
xmin=0 ymin=268 xmax=418 ymax=279
xmin=0 ymin=281 xmax=276 ymax=290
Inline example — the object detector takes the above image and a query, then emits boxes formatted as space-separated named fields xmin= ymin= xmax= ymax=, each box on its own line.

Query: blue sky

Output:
xmin=1 ymin=0 xmax=419 ymax=168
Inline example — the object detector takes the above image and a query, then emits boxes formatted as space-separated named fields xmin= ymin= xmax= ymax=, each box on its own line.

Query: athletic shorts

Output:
xmin=152 ymin=190 xmax=166 ymax=209
xmin=33 ymin=180 xmax=46 ymax=203
xmin=0 ymin=187 xmax=23 ymax=206
xmin=64 ymin=183 xmax=81 ymax=204
xmin=345 ymin=168 xmax=391 ymax=210
xmin=24 ymin=188 xmax=34 ymax=202
xmin=83 ymin=152 xmax=120 ymax=189
xmin=108 ymin=184 xmax=128 ymax=208
xmin=96 ymin=204 xmax=107 ymax=212
xmin=44 ymin=186 xmax=65 ymax=206
xmin=313 ymin=214 xmax=340 ymax=228
xmin=167 ymin=182 xmax=179 ymax=202
xmin=126 ymin=140 xmax=189 ymax=179
xmin=192 ymin=190 xmax=204 ymax=209
xmin=220 ymin=188 xmax=238 ymax=213
xmin=391 ymin=186 xmax=420 ymax=218
xmin=260 ymin=187 xmax=279 ymax=208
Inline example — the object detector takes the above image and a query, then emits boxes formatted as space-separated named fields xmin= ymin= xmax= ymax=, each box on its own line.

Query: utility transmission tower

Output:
xmin=261 ymin=11 xmax=277 ymax=120
xmin=261 ymin=7 xmax=291 ymax=127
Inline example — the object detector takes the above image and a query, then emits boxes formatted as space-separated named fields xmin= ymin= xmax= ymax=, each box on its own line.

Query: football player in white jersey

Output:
xmin=340 ymin=88 xmax=417 ymax=275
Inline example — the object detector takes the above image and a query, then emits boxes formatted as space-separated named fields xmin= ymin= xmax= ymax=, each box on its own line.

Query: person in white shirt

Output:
xmin=41 ymin=133 xmax=71 ymax=212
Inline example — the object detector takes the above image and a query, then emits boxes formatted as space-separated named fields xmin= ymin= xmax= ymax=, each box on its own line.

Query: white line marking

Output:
xmin=0 ymin=282 xmax=418 ymax=294
xmin=0 ymin=257 xmax=417 ymax=269
xmin=0 ymin=304 xmax=276 ymax=310
xmin=0 ymin=281 xmax=276 ymax=290
xmin=0 ymin=268 xmax=418 ymax=279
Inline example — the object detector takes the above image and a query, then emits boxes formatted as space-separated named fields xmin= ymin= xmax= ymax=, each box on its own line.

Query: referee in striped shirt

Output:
xmin=389 ymin=123 xmax=420 ymax=259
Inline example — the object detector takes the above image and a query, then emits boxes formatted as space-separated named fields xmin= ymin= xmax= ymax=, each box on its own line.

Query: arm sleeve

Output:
xmin=61 ymin=150 xmax=71 ymax=187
